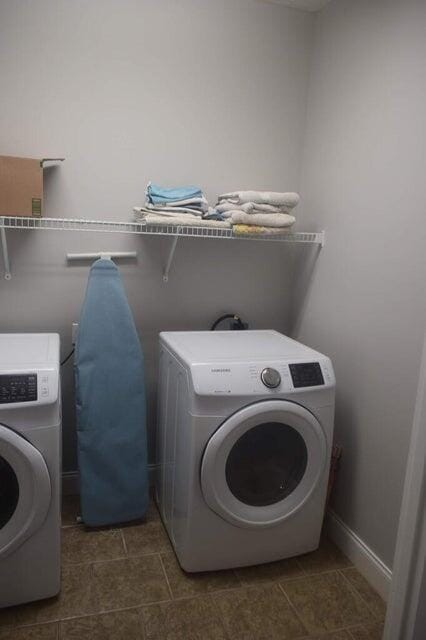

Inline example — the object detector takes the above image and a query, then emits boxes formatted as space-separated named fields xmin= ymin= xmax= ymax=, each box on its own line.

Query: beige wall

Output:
xmin=0 ymin=0 xmax=314 ymax=470
xmin=292 ymin=0 xmax=426 ymax=568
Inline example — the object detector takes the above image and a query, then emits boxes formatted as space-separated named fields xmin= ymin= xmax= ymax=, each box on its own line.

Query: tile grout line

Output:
xmin=60 ymin=600 xmax=173 ymax=623
xmin=338 ymin=568 xmax=385 ymax=622
xmin=2 ymin=573 xmax=373 ymax=635
xmin=120 ymin=529 xmax=128 ymax=555
xmin=5 ymin=603 xmax=361 ymax=640
xmin=279 ymin=573 xmax=377 ymax=638
xmin=157 ymin=553 xmax=174 ymax=601
xmin=61 ymin=549 xmax=163 ymax=568
xmin=296 ymin=561 xmax=354 ymax=577
xmin=294 ymin=557 xmax=309 ymax=576
xmin=265 ymin=567 xmax=341 ymax=587
xmin=155 ymin=571 xmax=346 ymax=604
xmin=208 ymin=562 xmax=244 ymax=639
xmin=209 ymin=590 xmax=233 ymax=640
xmin=3 ymin=529 xmax=360 ymax=635
xmin=277 ymin=582 xmax=310 ymax=637
xmin=6 ymin=578 xmax=269 ymax=631
xmin=3 ymin=601 xmax=173 ymax=633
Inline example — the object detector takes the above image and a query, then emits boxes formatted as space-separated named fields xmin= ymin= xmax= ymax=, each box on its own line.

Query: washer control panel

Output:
xmin=0 ymin=368 xmax=58 ymax=407
xmin=261 ymin=367 xmax=281 ymax=389
xmin=0 ymin=374 xmax=38 ymax=404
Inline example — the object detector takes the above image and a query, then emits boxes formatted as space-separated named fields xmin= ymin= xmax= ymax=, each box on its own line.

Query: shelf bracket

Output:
xmin=1 ymin=228 xmax=11 ymax=280
xmin=163 ymin=235 xmax=180 ymax=283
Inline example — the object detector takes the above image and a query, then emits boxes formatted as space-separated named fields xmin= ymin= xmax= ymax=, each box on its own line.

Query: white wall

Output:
xmin=2 ymin=0 xmax=422 ymax=573
xmin=0 ymin=0 xmax=314 ymax=470
xmin=292 ymin=0 xmax=426 ymax=568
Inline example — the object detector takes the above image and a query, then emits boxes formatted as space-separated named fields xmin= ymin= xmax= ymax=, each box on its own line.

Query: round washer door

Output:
xmin=0 ymin=423 xmax=51 ymax=559
xmin=201 ymin=400 xmax=327 ymax=529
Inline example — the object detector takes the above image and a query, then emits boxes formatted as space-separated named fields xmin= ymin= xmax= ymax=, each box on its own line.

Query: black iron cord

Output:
xmin=210 ymin=314 xmax=245 ymax=331
xmin=60 ymin=348 xmax=75 ymax=366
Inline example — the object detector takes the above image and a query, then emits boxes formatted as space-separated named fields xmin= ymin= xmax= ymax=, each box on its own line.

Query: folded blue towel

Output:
xmin=147 ymin=182 xmax=202 ymax=204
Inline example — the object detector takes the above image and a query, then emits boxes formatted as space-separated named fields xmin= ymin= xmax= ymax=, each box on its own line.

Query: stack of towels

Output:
xmin=215 ymin=190 xmax=299 ymax=235
xmin=133 ymin=183 xmax=231 ymax=229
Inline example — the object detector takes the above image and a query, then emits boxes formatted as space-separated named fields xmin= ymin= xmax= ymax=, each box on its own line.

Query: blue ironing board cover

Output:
xmin=74 ymin=258 xmax=148 ymax=526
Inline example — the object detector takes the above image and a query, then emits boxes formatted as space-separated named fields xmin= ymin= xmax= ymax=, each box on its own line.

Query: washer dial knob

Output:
xmin=261 ymin=367 xmax=281 ymax=389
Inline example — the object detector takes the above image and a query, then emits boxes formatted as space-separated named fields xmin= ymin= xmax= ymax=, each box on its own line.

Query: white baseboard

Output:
xmin=62 ymin=464 xmax=158 ymax=496
xmin=326 ymin=509 xmax=392 ymax=601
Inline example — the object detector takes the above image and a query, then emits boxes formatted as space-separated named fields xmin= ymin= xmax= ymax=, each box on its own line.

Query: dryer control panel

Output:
xmin=190 ymin=358 xmax=335 ymax=396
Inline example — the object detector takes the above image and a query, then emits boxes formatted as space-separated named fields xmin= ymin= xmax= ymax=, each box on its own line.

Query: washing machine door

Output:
xmin=201 ymin=400 xmax=327 ymax=529
xmin=0 ymin=423 xmax=51 ymax=558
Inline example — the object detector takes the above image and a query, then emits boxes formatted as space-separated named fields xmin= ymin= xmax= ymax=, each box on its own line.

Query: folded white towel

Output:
xmin=216 ymin=201 xmax=291 ymax=215
xmin=230 ymin=211 xmax=295 ymax=228
xmin=134 ymin=211 xmax=231 ymax=229
xmin=138 ymin=205 xmax=202 ymax=217
xmin=218 ymin=191 xmax=300 ymax=208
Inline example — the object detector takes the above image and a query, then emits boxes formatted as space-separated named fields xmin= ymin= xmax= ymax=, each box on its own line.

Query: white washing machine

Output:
xmin=156 ymin=330 xmax=335 ymax=572
xmin=0 ymin=334 xmax=61 ymax=608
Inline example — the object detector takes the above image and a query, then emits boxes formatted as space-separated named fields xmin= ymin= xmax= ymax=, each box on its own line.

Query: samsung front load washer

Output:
xmin=156 ymin=330 xmax=335 ymax=572
xmin=0 ymin=334 xmax=61 ymax=608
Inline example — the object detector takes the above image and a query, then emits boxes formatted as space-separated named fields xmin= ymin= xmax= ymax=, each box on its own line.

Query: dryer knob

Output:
xmin=261 ymin=368 xmax=281 ymax=389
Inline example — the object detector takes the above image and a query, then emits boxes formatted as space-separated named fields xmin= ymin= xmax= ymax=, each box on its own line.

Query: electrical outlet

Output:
xmin=72 ymin=322 xmax=79 ymax=345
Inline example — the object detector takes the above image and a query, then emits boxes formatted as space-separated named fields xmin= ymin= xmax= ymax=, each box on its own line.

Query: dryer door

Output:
xmin=0 ymin=423 xmax=51 ymax=558
xmin=200 ymin=400 xmax=327 ymax=529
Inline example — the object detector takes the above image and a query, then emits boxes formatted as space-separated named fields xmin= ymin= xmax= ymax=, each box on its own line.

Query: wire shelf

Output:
xmin=0 ymin=216 xmax=324 ymax=244
xmin=0 ymin=216 xmax=324 ymax=281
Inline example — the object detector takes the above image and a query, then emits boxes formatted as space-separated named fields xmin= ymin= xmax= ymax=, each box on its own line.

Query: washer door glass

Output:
xmin=225 ymin=422 xmax=308 ymax=507
xmin=201 ymin=400 xmax=327 ymax=529
xmin=0 ymin=456 xmax=20 ymax=528
xmin=0 ymin=424 xmax=51 ymax=559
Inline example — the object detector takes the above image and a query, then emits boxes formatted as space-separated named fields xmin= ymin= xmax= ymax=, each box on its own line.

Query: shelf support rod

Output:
xmin=1 ymin=228 xmax=11 ymax=280
xmin=163 ymin=235 xmax=180 ymax=283
xmin=66 ymin=251 xmax=137 ymax=261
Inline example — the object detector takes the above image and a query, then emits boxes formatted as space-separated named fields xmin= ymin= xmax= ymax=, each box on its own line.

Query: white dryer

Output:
xmin=156 ymin=330 xmax=335 ymax=572
xmin=0 ymin=334 xmax=61 ymax=608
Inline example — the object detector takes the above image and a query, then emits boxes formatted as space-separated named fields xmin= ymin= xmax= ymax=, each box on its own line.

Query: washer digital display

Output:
xmin=289 ymin=363 xmax=324 ymax=388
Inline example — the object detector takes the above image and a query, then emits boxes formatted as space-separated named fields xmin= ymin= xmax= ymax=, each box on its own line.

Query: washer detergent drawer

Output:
xmin=0 ymin=424 xmax=51 ymax=558
xmin=201 ymin=400 xmax=327 ymax=529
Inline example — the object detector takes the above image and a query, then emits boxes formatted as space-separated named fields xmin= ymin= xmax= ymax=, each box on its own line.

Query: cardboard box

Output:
xmin=0 ymin=156 xmax=64 ymax=217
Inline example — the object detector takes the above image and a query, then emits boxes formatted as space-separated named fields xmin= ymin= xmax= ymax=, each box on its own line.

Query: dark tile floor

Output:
xmin=0 ymin=496 xmax=386 ymax=639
